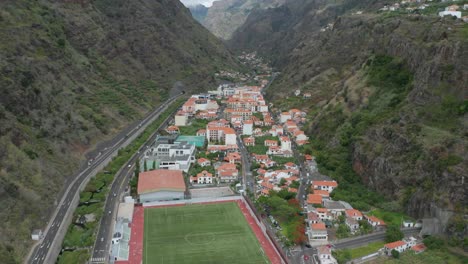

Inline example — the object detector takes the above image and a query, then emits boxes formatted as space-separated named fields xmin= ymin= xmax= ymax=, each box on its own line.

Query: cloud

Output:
xmin=180 ymin=0 xmax=217 ymax=7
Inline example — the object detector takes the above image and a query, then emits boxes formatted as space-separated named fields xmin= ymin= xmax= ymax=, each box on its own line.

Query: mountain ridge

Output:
xmin=0 ymin=0 xmax=238 ymax=262
xmin=230 ymin=0 xmax=467 ymax=241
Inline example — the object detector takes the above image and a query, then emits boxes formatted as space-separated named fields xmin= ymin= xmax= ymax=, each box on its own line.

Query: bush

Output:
xmin=391 ymin=249 xmax=400 ymax=259
xmin=385 ymin=224 xmax=404 ymax=243
xmin=423 ymin=236 xmax=445 ymax=250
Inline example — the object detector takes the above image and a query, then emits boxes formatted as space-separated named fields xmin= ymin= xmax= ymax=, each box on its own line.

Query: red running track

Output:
xmin=118 ymin=200 xmax=283 ymax=264
xmin=116 ymin=206 xmax=144 ymax=264
xmin=236 ymin=200 xmax=283 ymax=264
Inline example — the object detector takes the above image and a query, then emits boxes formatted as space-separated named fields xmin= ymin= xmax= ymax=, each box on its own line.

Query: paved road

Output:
xmin=90 ymin=97 xmax=181 ymax=263
xmin=28 ymin=94 xmax=183 ymax=264
xmin=333 ymin=228 xmax=421 ymax=249
xmin=237 ymin=135 xmax=254 ymax=192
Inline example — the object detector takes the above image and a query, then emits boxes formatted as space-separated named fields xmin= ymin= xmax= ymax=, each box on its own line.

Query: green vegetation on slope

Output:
xmin=312 ymin=55 xmax=412 ymax=211
xmin=0 ymin=0 xmax=238 ymax=261
xmin=56 ymin=98 xmax=185 ymax=263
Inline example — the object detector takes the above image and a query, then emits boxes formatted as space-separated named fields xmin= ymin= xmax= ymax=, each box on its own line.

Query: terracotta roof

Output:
xmin=411 ymin=244 xmax=426 ymax=252
xmin=366 ymin=215 xmax=386 ymax=225
xmin=313 ymin=180 xmax=338 ymax=187
xmin=311 ymin=223 xmax=326 ymax=230
xmin=313 ymin=189 xmax=330 ymax=197
xmin=196 ymin=170 xmax=213 ymax=178
xmin=197 ymin=158 xmax=210 ymax=164
xmin=385 ymin=240 xmax=406 ymax=249
xmin=346 ymin=209 xmax=363 ymax=218
xmin=307 ymin=194 xmax=323 ymax=205
xmin=316 ymin=208 xmax=328 ymax=213
xmin=137 ymin=170 xmax=185 ymax=194
xmin=308 ymin=212 xmax=320 ymax=221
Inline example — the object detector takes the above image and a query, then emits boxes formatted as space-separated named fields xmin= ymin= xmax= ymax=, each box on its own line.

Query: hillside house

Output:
xmin=190 ymin=170 xmax=213 ymax=184
xmin=243 ymin=136 xmax=255 ymax=146
xmin=384 ymin=241 xmax=408 ymax=255
xmin=197 ymin=158 xmax=211 ymax=167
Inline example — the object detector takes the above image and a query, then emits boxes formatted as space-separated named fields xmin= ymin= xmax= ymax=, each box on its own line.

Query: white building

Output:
xmin=439 ymin=10 xmax=462 ymax=18
xmin=242 ymin=120 xmax=253 ymax=135
xmin=142 ymin=141 xmax=196 ymax=172
xmin=308 ymin=223 xmax=328 ymax=241
xmin=384 ymin=240 xmax=408 ymax=255
xmin=174 ymin=111 xmax=188 ymax=126
xmin=138 ymin=170 xmax=186 ymax=203
xmin=280 ymin=112 xmax=291 ymax=123
xmin=317 ymin=246 xmax=338 ymax=264
xmin=280 ymin=136 xmax=292 ymax=151
xmin=190 ymin=170 xmax=214 ymax=184
xmin=31 ymin=229 xmax=43 ymax=240
xmin=312 ymin=180 xmax=338 ymax=193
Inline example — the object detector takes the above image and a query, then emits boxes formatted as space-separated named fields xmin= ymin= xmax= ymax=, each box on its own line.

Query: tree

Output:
xmin=135 ymin=158 xmax=140 ymax=176
xmin=391 ymin=249 xmax=399 ymax=259
xmin=279 ymin=178 xmax=287 ymax=186
xmin=385 ymin=224 xmax=404 ymax=243
xmin=423 ymin=236 xmax=445 ymax=250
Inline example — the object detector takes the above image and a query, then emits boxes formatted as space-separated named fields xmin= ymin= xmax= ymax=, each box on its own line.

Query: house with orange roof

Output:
xmin=137 ymin=170 xmax=186 ymax=203
xmin=411 ymin=244 xmax=426 ymax=254
xmin=207 ymin=144 xmax=238 ymax=153
xmin=345 ymin=209 xmax=363 ymax=220
xmin=309 ymin=222 xmax=328 ymax=241
xmin=197 ymin=158 xmax=211 ymax=167
xmin=267 ymin=146 xmax=282 ymax=155
xmin=365 ymin=215 xmax=386 ymax=227
xmin=253 ymin=154 xmax=269 ymax=163
xmin=243 ymin=136 xmax=255 ymax=146
xmin=317 ymin=245 xmax=337 ymax=264
xmin=225 ymin=152 xmax=241 ymax=164
xmin=166 ymin=125 xmax=180 ymax=135
xmin=305 ymin=154 xmax=313 ymax=161
xmin=313 ymin=189 xmax=330 ymax=198
xmin=284 ymin=162 xmax=298 ymax=170
xmin=316 ymin=208 xmax=333 ymax=221
xmin=196 ymin=129 xmax=206 ymax=137
xmin=264 ymin=159 xmax=277 ymax=168
xmin=280 ymin=136 xmax=292 ymax=151
xmin=312 ymin=180 xmax=338 ymax=193
xmin=190 ymin=170 xmax=213 ymax=184
xmin=264 ymin=139 xmax=278 ymax=147
xmin=307 ymin=194 xmax=323 ymax=205
xmin=216 ymin=163 xmax=238 ymax=183
xmin=307 ymin=212 xmax=320 ymax=224
xmin=384 ymin=240 xmax=408 ymax=255
xmin=284 ymin=120 xmax=298 ymax=130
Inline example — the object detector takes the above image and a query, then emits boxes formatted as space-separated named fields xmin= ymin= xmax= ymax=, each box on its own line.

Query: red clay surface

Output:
xmin=120 ymin=200 xmax=283 ymax=264
xmin=236 ymin=200 xmax=282 ymax=264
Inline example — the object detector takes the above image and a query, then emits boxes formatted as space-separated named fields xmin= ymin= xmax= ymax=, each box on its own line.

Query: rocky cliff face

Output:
xmin=230 ymin=0 xmax=467 ymax=240
xmin=0 ymin=0 xmax=237 ymax=262
xmin=200 ymin=0 xmax=285 ymax=40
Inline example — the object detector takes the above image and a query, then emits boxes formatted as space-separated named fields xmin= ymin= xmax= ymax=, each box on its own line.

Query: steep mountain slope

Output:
xmin=0 ymin=0 xmax=237 ymax=262
xmin=199 ymin=0 xmax=285 ymax=40
xmin=187 ymin=4 xmax=209 ymax=23
xmin=231 ymin=0 xmax=467 ymax=241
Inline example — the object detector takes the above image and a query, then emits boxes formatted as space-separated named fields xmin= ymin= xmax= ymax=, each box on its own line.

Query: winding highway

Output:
xmin=28 ymin=93 xmax=183 ymax=264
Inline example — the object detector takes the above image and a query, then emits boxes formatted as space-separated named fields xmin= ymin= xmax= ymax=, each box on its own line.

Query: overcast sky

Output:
xmin=180 ymin=0 xmax=217 ymax=7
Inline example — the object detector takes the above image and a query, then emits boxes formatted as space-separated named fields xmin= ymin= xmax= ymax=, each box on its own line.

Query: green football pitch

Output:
xmin=143 ymin=202 xmax=270 ymax=264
